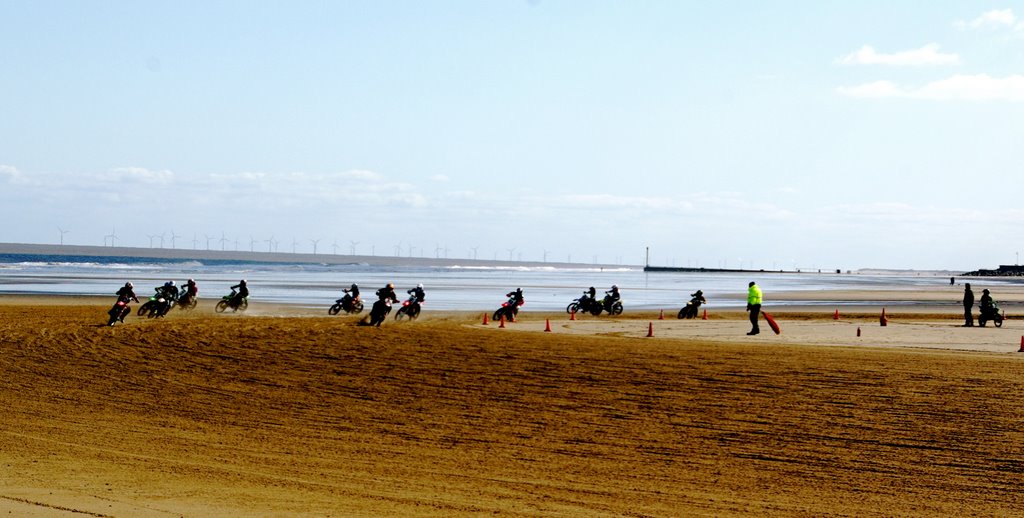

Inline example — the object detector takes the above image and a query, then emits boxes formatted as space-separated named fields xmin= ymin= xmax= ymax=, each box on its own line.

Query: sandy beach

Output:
xmin=2 ymin=291 xmax=1024 ymax=516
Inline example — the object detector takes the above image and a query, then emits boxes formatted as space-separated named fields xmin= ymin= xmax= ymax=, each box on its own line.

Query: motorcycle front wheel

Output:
xmin=328 ymin=303 xmax=342 ymax=316
xmin=566 ymin=302 xmax=579 ymax=314
xmin=137 ymin=301 xmax=155 ymax=317
xmin=215 ymin=300 xmax=229 ymax=313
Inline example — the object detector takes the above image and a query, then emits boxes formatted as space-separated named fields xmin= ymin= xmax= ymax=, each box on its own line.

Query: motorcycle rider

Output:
xmin=181 ymin=278 xmax=199 ymax=304
xmin=507 ymin=287 xmax=525 ymax=307
xmin=110 ymin=282 xmax=140 ymax=324
xmin=341 ymin=283 xmax=361 ymax=311
xmin=603 ymin=285 xmax=621 ymax=312
xmin=377 ymin=283 xmax=398 ymax=304
xmin=155 ymin=280 xmax=179 ymax=316
xmin=980 ymin=288 xmax=995 ymax=317
xmin=229 ymin=279 xmax=249 ymax=309
xmin=408 ymin=283 xmax=426 ymax=304
xmin=681 ymin=289 xmax=706 ymax=318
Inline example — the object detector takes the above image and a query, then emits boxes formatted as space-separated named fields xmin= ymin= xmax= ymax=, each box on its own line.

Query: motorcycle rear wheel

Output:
xmin=610 ymin=302 xmax=624 ymax=315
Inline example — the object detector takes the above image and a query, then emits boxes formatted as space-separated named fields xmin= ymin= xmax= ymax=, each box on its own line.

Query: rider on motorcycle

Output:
xmin=507 ymin=288 xmax=525 ymax=308
xmin=980 ymin=288 xmax=995 ymax=316
xmin=155 ymin=280 xmax=179 ymax=316
xmin=110 ymin=282 xmax=139 ymax=324
xmin=345 ymin=283 xmax=360 ymax=300
xmin=689 ymin=290 xmax=706 ymax=306
xmin=408 ymin=283 xmax=425 ymax=304
xmin=377 ymin=283 xmax=398 ymax=304
xmin=181 ymin=278 xmax=198 ymax=302
xmin=603 ymin=285 xmax=620 ymax=311
xmin=229 ymin=279 xmax=249 ymax=308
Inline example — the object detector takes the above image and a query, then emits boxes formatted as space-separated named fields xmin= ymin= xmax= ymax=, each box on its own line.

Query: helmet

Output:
xmin=125 ymin=282 xmax=133 ymax=289
xmin=611 ymin=285 xmax=618 ymax=289
xmin=187 ymin=278 xmax=195 ymax=284
xmin=417 ymin=283 xmax=423 ymax=289
xmin=983 ymin=289 xmax=990 ymax=293
xmin=387 ymin=283 xmax=394 ymax=289
xmin=351 ymin=283 xmax=358 ymax=289
xmin=166 ymin=280 xmax=175 ymax=287
xmin=240 ymin=279 xmax=247 ymax=285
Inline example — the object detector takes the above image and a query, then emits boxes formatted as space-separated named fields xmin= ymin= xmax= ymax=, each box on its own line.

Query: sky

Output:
xmin=2 ymin=1 xmax=1024 ymax=271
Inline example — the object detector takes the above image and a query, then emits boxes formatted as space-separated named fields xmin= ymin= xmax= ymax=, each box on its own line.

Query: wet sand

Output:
xmin=2 ymin=294 xmax=1024 ymax=516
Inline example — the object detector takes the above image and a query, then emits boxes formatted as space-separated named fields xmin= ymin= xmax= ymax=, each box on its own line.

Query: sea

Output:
xmin=0 ymin=253 xmax=1015 ymax=312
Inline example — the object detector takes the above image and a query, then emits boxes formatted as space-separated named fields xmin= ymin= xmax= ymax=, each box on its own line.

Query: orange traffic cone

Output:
xmin=646 ymin=322 xmax=654 ymax=337
xmin=833 ymin=309 xmax=840 ymax=320
xmin=857 ymin=327 xmax=861 ymax=337
xmin=482 ymin=312 xmax=489 ymax=325
xmin=570 ymin=310 xmax=576 ymax=321
xmin=1018 ymin=336 xmax=1023 ymax=352
xmin=658 ymin=309 xmax=664 ymax=320
xmin=499 ymin=315 xmax=506 ymax=328
xmin=544 ymin=319 xmax=551 ymax=332
xmin=702 ymin=309 xmax=708 ymax=320
xmin=880 ymin=308 xmax=888 ymax=327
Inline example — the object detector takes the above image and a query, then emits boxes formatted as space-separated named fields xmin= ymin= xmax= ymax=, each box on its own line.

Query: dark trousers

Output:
xmin=964 ymin=305 xmax=974 ymax=326
xmin=749 ymin=304 xmax=761 ymax=333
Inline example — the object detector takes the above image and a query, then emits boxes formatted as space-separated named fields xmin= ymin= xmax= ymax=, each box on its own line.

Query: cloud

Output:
xmin=429 ymin=174 xmax=450 ymax=182
xmin=954 ymin=9 xmax=1018 ymax=31
xmin=837 ymin=74 xmax=1024 ymax=101
xmin=0 ymin=165 xmax=22 ymax=183
xmin=106 ymin=167 xmax=175 ymax=184
xmin=836 ymin=44 xmax=961 ymax=66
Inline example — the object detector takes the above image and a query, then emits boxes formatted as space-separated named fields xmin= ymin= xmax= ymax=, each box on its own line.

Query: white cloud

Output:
xmin=837 ymin=74 xmax=1024 ymax=101
xmin=0 ymin=165 xmax=22 ymax=183
xmin=836 ymin=44 xmax=960 ymax=66
xmin=107 ymin=167 xmax=175 ymax=184
xmin=429 ymin=174 xmax=450 ymax=182
xmin=954 ymin=9 xmax=1017 ymax=31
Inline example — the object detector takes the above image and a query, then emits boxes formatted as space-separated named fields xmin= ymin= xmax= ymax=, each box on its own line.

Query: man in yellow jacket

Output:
xmin=746 ymin=281 xmax=762 ymax=335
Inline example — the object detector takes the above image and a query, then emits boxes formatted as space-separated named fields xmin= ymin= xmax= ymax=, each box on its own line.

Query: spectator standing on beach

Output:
xmin=746 ymin=281 xmax=762 ymax=335
xmin=962 ymin=283 xmax=974 ymax=327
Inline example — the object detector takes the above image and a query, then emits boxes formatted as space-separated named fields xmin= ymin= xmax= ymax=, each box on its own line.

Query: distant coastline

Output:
xmin=0 ymin=242 xmax=631 ymax=270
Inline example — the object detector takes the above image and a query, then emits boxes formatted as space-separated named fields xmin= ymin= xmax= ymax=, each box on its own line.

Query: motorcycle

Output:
xmin=678 ymin=293 xmax=706 ymax=319
xmin=978 ymin=303 xmax=1004 ymax=328
xmin=329 ymin=293 xmax=364 ymax=315
xmin=601 ymin=295 xmax=624 ymax=316
xmin=215 ymin=289 xmax=248 ymax=313
xmin=566 ymin=292 xmax=602 ymax=316
xmin=177 ymin=290 xmax=198 ymax=311
xmin=106 ymin=297 xmax=132 ymax=326
xmin=395 ymin=294 xmax=422 ymax=321
xmin=493 ymin=296 xmax=523 ymax=323
xmin=366 ymin=298 xmax=393 ymax=326
xmin=137 ymin=290 xmax=175 ymax=318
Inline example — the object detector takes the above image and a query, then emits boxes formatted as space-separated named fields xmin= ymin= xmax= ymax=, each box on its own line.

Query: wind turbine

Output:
xmin=249 ymin=235 xmax=257 ymax=253
xmin=219 ymin=232 xmax=229 ymax=251
xmin=350 ymin=240 xmax=359 ymax=255
xmin=542 ymin=249 xmax=550 ymax=262
xmin=471 ymin=246 xmax=479 ymax=260
xmin=57 ymin=227 xmax=69 ymax=245
xmin=146 ymin=234 xmax=157 ymax=248
xmin=332 ymin=240 xmax=340 ymax=255
xmin=265 ymin=236 xmax=275 ymax=253
xmin=506 ymin=248 xmax=516 ymax=261
xmin=157 ymin=232 xmax=165 ymax=248
xmin=394 ymin=242 xmax=402 ymax=257
xmin=170 ymin=230 xmax=181 ymax=249
xmin=204 ymin=234 xmax=214 ymax=250
xmin=191 ymin=233 xmax=199 ymax=249
xmin=291 ymin=238 xmax=299 ymax=254
xmin=310 ymin=238 xmax=320 ymax=255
